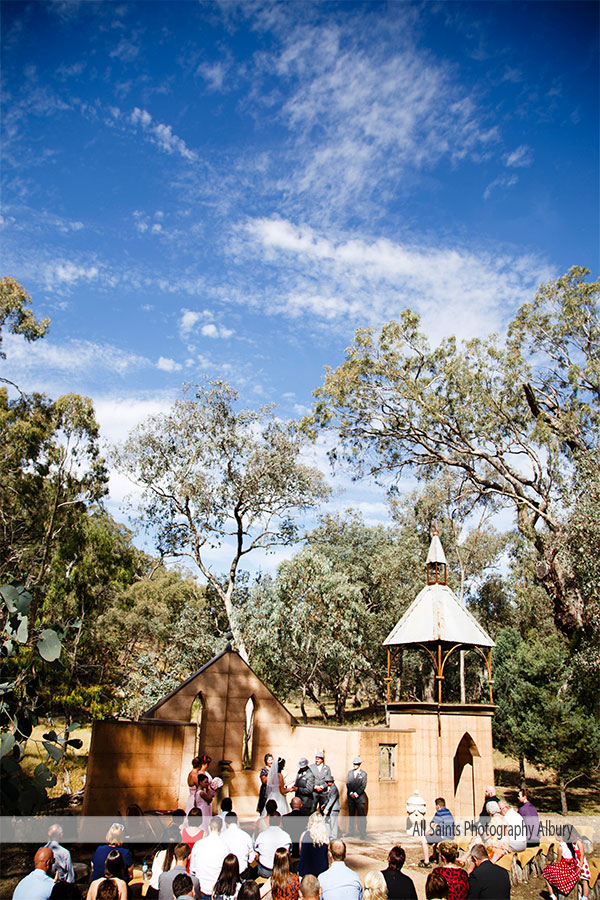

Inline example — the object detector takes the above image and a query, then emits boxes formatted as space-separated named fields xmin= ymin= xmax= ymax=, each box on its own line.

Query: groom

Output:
xmin=294 ymin=757 xmax=315 ymax=814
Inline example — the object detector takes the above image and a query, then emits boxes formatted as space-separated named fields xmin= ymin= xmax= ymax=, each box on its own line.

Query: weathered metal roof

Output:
xmin=383 ymin=532 xmax=495 ymax=648
xmin=383 ymin=582 xmax=495 ymax=647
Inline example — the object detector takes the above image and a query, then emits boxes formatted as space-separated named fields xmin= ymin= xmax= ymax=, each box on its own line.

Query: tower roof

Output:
xmin=383 ymin=531 xmax=495 ymax=648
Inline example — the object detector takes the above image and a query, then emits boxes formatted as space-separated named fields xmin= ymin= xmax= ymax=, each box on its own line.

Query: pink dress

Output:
xmin=185 ymin=784 xmax=198 ymax=816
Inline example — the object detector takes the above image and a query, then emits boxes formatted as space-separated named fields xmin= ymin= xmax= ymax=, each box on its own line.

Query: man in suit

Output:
xmin=323 ymin=775 xmax=340 ymax=839
xmin=346 ymin=757 xmax=367 ymax=839
xmin=466 ymin=842 xmax=511 ymax=899
xmin=310 ymin=750 xmax=333 ymax=812
xmin=294 ymin=757 xmax=315 ymax=815
xmin=283 ymin=796 xmax=307 ymax=859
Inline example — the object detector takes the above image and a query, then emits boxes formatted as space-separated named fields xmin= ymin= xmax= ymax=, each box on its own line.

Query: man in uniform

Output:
xmin=346 ymin=756 xmax=367 ymax=839
xmin=310 ymin=749 xmax=332 ymax=812
xmin=294 ymin=757 xmax=315 ymax=815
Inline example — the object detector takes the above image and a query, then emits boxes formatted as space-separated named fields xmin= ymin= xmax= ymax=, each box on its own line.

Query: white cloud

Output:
xmin=129 ymin=107 xmax=197 ymax=161
xmin=483 ymin=173 xmax=518 ymax=200
xmin=110 ymin=37 xmax=139 ymax=62
xmin=504 ymin=145 xmax=533 ymax=168
xmin=240 ymin=216 xmax=552 ymax=342
xmin=201 ymin=323 xmax=234 ymax=339
xmin=3 ymin=332 xmax=151 ymax=377
xmin=44 ymin=260 xmax=100 ymax=289
xmin=179 ymin=308 xmax=211 ymax=337
xmin=197 ymin=60 xmax=229 ymax=92
xmin=156 ymin=356 xmax=182 ymax=372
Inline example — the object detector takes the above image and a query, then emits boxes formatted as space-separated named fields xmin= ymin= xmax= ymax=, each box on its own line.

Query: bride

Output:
xmin=263 ymin=756 xmax=294 ymax=816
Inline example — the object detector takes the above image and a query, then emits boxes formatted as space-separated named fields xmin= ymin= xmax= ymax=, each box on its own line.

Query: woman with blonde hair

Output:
xmin=363 ymin=870 xmax=388 ymax=900
xmin=298 ymin=811 xmax=329 ymax=878
xmin=90 ymin=823 xmax=134 ymax=885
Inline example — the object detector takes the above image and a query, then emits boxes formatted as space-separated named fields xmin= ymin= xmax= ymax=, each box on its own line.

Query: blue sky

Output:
xmin=2 ymin=1 xmax=598 ymax=567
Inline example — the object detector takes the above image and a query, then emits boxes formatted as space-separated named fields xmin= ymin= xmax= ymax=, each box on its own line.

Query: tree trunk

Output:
xmin=559 ymin=776 xmax=569 ymax=815
xmin=307 ymin=685 xmax=329 ymax=723
xmin=519 ymin=755 xmax=526 ymax=790
xmin=300 ymin=686 xmax=308 ymax=725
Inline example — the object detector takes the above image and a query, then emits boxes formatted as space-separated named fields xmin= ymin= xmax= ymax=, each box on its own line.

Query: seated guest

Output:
xmin=466 ymin=842 xmax=511 ymax=899
xmin=477 ymin=787 xmax=499 ymax=824
xmin=435 ymin=842 xmax=469 ymax=900
xmin=86 ymin=851 xmax=128 ymax=900
xmin=90 ymin=824 xmax=134 ymax=884
xmin=498 ymin=801 xmax=527 ymax=852
xmin=12 ymin=847 xmax=55 ymax=900
xmin=182 ymin=808 xmax=205 ymax=853
xmin=45 ymin=824 xmax=75 ymax=884
xmin=171 ymin=872 xmax=195 ymax=899
xmin=318 ymin=840 xmax=362 ymax=900
xmin=96 ymin=883 xmax=119 ymax=900
xmin=212 ymin=853 xmax=241 ymax=900
xmin=483 ymin=802 xmax=510 ymax=863
xmin=298 ymin=813 xmax=329 ymax=878
xmin=158 ymin=844 xmax=199 ymax=900
xmin=254 ymin=812 xmax=292 ymax=878
xmin=421 ymin=799 xmax=455 ymax=867
xmin=254 ymin=798 xmax=278 ymax=841
xmin=425 ymin=871 xmax=448 ymax=900
xmin=299 ymin=875 xmax=320 ymax=900
xmin=222 ymin=812 xmax=255 ymax=880
xmin=270 ymin=848 xmax=300 ymax=900
xmin=363 ymin=870 xmax=388 ymax=900
xmin=283 ymin=797 xmax=307 ymax=858
xmin=149 ymin=840 xmax=179 ymax=897
xmin=381 ymin=846 xmax=417 ymax=900
xmin=189 ymin=817 xmax=226 ymax=898
xmin=160 ymin=810 xmax=186 ymax=844
xmin=516 ymin=790 xmax=540 ymax=847
xmin=218 ymin=798 xmax=234 ymax=826
xmin=239 ymin=884 xmax=261 ymax=900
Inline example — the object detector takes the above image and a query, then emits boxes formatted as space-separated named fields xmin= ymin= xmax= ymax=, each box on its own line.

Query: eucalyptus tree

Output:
xmin=115 ymin=381 xmax=330 ymax=660
xmin=310 ymin=267 xmax=599 ymax=641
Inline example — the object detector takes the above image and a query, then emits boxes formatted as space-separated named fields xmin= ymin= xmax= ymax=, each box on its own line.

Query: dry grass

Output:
xmin=20 ymin=721 xmax=91 ymax=797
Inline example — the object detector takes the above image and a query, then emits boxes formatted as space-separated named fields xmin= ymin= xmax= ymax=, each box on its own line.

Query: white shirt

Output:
xmin=254 ymin=825 xmax=292 ymax=870
xmin=189 ymin=832 xmax=227 ymax=894
xmin=222 ymin=824 xmax=255 ymax=871
xmin=503 ymin=807 xmax=527 ymax=851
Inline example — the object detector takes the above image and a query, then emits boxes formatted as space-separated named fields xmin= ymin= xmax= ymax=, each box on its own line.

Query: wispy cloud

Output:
xmin=201 ymin=323 xmax=234 ymax=339
xmin=239 ymin=216 xmax=551 ymax=341
xmin=250 ymin=16 xmax=499 ymax=216
xmin=504 ymin=144 xmax=533 ymax=168
xmin=110 ymin=37 xmax=140 ymax=63
xmin=483 ymin=173 xmax=518 ymax=199
xmin=44 ymin=260 xmax=100 ymax=289
xmin=128 ymin=106 xmax=196 ymax=161
xmin=4 ymin=332 xmax=151 ymax=377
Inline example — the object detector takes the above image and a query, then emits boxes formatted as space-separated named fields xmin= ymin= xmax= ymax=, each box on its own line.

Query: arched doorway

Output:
xmin=190 ymin=692 xmax=204 ymax=757
xmin=453 ymin=732 xmax=480 ymax=818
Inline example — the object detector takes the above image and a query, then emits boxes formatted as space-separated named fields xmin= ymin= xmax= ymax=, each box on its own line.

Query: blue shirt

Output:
xmin=319 ymin=861 xmax=363 ymax=900
xmin=12 ymin=868 xmax=55 ymax=900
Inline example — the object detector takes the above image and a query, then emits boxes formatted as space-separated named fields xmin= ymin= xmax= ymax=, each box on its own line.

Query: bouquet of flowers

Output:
xmin=208 ymin=776 xmax=223 ymax=792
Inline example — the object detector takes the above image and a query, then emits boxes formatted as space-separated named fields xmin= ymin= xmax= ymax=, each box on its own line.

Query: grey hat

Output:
xmin=325 ymin=774 xmax=334 ymax=783
xmin=353 ymin=757 xmax=362 ymax=765
xmin=298 ymin=757 xmax=309 ymax=767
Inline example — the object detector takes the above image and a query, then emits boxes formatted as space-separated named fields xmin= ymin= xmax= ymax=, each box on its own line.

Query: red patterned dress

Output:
xmin=542 ymin=843 xmax=580 ymax=894
xmin=437 ymin=865 xmax=470 ymax=900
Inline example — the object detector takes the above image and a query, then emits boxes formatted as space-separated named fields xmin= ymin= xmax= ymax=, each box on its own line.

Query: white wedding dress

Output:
xmin=262 ymin=756 xmax=290 ymax=815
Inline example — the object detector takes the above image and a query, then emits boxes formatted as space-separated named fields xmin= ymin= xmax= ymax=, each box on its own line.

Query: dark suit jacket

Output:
xmin=382 ymin=867 xmax=418 ymax=900
xmin=467 ymin=860 xmax=511 ymax=899
xmin=282 ymin=810 xmax=307 ymax=857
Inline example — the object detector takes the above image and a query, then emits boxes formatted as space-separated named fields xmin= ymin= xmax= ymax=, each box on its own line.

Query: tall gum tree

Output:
xmin=309 ymin=267 xmax=599 ymax=641
xmin=114 ymin=381 xmax=330 ymax=660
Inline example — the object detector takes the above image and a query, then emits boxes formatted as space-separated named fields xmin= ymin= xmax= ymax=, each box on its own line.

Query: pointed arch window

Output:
xmin=242 ymin=696 xmax=256 ymax=769
xmin=190 ymin=692 xmax=204 ymax=757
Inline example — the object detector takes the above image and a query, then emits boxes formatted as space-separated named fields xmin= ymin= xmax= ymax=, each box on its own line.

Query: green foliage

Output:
xmin=0 ymin=277 xmax=49 ymax=359
xmin=114 ymin=381 xmax=330 ymax=659
xmin=310 ymin=267 xmax=600 ymax=641
xmin=493 ymin=626 xmax=600 ymax=812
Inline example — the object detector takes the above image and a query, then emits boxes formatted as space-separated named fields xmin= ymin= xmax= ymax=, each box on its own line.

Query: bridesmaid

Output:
xmin=257 ymin=753 xmax=274 ymax=814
